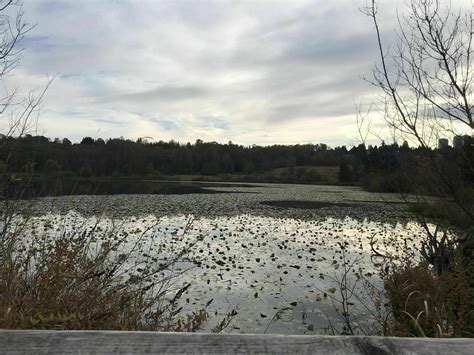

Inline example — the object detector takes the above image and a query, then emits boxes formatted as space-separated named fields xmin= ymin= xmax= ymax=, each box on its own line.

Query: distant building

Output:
xmin=453 ymin=135 xmax=471 ymax=149
xmin=438 ymin=138 xmax=449 ymax=149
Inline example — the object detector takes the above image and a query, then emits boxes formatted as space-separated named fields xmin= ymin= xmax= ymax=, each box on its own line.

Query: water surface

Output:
xmin=19 ymin=183 xmax=427 ymax=334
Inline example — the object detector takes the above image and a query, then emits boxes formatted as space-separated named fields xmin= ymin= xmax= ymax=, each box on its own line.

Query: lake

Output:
xmin=15 ymin=182 xmax=428 ymax=334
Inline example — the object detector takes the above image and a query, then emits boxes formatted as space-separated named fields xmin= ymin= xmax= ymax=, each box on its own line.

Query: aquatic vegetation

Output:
xmin=1 ymin=182 xmax=434 ymax=334
xmin=1 ymin=184 xmax=441 ymax=334
xmin=13 ymin=183 xmax=416 ymax=223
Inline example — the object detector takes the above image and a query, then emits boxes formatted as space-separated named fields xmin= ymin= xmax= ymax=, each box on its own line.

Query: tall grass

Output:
xmin=384 ymin=259 xmax=472 ymax=337
xmin=0 ymin=213 xmax=211 ymax=331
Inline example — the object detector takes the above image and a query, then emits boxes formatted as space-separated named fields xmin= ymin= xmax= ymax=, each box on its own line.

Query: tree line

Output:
xmin=0 ymin=134 xmax=471 ymax=190
xmin=0 ymin=135 xmax=348 ymax=177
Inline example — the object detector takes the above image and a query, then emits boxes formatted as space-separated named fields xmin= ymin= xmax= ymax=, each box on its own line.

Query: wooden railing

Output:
xmin=0 ymin=330 xmax=473 ymax=354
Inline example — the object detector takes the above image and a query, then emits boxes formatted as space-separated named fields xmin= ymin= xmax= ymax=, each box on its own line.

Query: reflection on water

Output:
xmin=20 ymin=210 xmax=427 ymax=334
xmin=9 ymin=184 xmax=436 ymax=333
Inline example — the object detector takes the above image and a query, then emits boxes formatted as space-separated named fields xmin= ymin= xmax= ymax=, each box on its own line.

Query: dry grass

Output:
xmin=0 ymin=220 xmax=210 ymax=331
xmin=384 ymin=259 xmax=472 ymax=337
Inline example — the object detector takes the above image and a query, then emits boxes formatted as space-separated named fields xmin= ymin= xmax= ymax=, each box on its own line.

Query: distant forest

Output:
xmin=0 ymin=135 xmax=472 ymax=192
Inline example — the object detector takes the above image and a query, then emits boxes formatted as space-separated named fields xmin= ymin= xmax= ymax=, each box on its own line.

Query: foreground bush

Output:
xmin=0 ymin=221 xmax=209 ymax=331
xmin=384 ymin=260 xmax=472 ymax=337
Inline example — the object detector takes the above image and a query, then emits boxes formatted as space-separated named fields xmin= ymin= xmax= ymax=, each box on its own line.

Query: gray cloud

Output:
xmin=35 ymin=1 xmax=72 ymax=14
xmin=12 ymin=0 xmax=470 ymax=145
xmin=153 ymin=119 xmax=179 ymax=132
xmin=110 ymin=85 xmax=211 ymax=103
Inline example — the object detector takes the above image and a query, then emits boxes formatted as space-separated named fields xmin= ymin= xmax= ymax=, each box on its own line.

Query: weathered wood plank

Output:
xmin=0 ymin=330 xmax=473 ymax=354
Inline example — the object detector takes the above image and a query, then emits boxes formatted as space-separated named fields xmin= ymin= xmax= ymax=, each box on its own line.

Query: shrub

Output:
xmin=338 ymin=162 xmax=353 ymax=182
xmin=42 ymin=159 xmax=61 ymax=175
xmin=384 ymin=260 xmax=471 ymax=337
xmin=362 ymin=172 xmax=411 ymax=193
xmin=0 ymin=220 xmax=209 ymax=331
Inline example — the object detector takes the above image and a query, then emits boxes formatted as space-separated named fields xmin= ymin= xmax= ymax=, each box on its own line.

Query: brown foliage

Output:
xmin=0 ymin=229 xmax=208 ymax=331
xmin=384 ymin=260 xmax=472 ymax=337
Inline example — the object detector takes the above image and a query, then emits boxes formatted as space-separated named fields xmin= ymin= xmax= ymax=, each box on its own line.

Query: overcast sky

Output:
xmin=10 ymin=0 xmax=469 ymax=146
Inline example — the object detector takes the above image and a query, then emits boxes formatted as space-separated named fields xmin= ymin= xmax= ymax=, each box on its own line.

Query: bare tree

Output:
xmin=363 ymin=0 xmax=473 ymax=141
xmin=360 ymin=0 xmax=473 ymax=274
xmin=0 ymin=0 xmax=50 ymax=138
xmin=0 ymin=1 xmax=55 ymax=260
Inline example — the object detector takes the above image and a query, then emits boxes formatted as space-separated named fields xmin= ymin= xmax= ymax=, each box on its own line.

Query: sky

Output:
xmin=6 ymin=0 xmax=470 ymax=146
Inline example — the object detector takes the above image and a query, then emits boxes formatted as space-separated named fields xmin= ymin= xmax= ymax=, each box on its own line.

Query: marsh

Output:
xmin=15 ymin=182 xmax=433 ymax=334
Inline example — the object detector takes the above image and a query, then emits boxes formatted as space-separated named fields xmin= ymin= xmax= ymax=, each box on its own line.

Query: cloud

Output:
xmin=110 ymin=85 xmax=211 ymax=103
xmin=10 ymin=0 xmax=470 ymax=145
xmin=35 ymin=1 xmax=72 ymax=14
xmin=153 ymin=119 xmax=179 ymax=132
